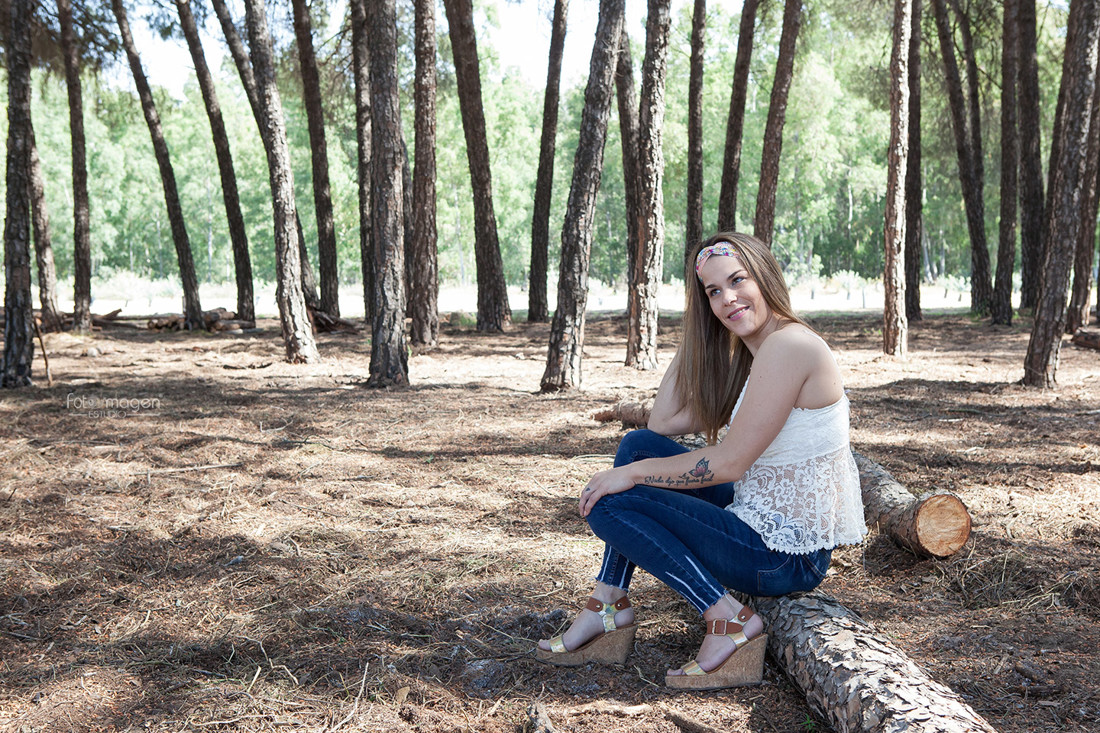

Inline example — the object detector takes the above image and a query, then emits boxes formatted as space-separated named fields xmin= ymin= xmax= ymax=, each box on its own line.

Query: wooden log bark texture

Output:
xmin=1072 ymin=328 xmax=1100 ymax=350
xmin=853 ymin=451 xmax=971 ymax=558
xmin=748 ymin=590 xmax=999 ymax=733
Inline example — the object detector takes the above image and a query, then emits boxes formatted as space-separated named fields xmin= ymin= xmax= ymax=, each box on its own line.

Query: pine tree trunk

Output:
xmin=113 ymin=0 xmax=204 ymax=331
xmin=176 ymin=0 xmax=255 ymax=323
xmin=349 ymin=0 xmax=374 ymax=323
xmin=685 ymin=0 xmax=706 ymax=269
xmin=904 ymin=0 xmax=923 ymax=322
xmin=716 ymin=0 xmax=760 ymax=232
xmin=626 ymin=0 xmax=672 ymax=371
xmin=296 ymin=215 xmax=322 ymax=311
xmin=365 ymin=0 xmax=409 ymax=386
xmin=292 ymin=0 xmax=340 ymax=317
xmin=3 ymin=0 xmax=35 ymax=387
xmin=27 ymin=122 xmax=63 ymax=333
xmin=243 ymin=0 xmax=319 ymax=363
xmin=993 ymin=0 xmax=1020 ymax=326
xmin=409 ymin=0 xmax=439 ymax=348
xmin=529 ymin=0 xmax=569 ymax=324
xmin=1024 ymin=0 xmax=1100 ymax=387
xmin=401 ymin=137 xmax=415 ymax=309
xmin=540 ymin=0 xmax=625 ymax=392
xmin=1066 ymin=72 xmax=1100 ymax=334
xmin=442 ymin=0 xmax=511 ymax=332
xmin=1017 ymin=0 xmax=1045 ymax=312
xmin=615 ymin=26 xmax=641 ymax=301
xmin=931 ymin=0 xmax=992 ymax=316
xmin=884 ymin=0 xmax=911 ymax=358
xmin=753 ymin=0 xmax=802 ymax=246
xmin=57 ymin=0 xmax=92 ymax=334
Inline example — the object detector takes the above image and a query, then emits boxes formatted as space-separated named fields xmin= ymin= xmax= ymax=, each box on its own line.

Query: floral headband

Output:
xmin=694 ymin=242 xmax=741 ymax=277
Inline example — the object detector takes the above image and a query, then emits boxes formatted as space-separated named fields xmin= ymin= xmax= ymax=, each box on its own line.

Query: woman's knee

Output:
xmin=613 ymin=429 xmax=681 ymax=467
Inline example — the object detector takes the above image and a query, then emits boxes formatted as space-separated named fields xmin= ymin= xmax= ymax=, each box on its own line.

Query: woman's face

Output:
xmin=697 ymin=254 xmax=775 ymax=348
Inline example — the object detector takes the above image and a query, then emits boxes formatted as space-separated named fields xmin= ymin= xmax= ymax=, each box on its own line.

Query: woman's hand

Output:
xmin=579 ymin=467 xmax=636 ymax=517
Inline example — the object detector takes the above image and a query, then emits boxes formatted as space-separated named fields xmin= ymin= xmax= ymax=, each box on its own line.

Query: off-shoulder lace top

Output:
xmin=724 ymin=380 xmax=867 ymax=554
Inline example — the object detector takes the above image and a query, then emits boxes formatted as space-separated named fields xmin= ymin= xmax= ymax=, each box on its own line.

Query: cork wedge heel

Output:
xmin=665 ymin=607 xmax=766 ymax=690
xmin=535 ymin=597 xmax=637 ymax=667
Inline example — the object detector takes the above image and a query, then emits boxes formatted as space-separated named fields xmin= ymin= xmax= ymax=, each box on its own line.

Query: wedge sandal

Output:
xmin=535 ymin=596 xmax=636 ymax=666
xmin=665 ymin=606 xmax=766 ymax=690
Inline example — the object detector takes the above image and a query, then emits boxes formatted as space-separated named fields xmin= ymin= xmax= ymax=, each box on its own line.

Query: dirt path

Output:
xmin=1 ymin=311 xmax=1097 ymax=732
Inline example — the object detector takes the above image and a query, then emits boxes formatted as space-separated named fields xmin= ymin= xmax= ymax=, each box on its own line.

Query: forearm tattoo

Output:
xmin=642 ymin=457 xmax=714 ymax=488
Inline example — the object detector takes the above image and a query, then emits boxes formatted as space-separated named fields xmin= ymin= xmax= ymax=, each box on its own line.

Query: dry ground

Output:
xmin=0 ymin=309 xmax=1098 ymax=733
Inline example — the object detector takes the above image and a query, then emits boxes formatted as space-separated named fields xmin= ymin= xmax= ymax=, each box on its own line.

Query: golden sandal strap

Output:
xmin=679 ymin=660 xmax=705 ymax=676
xmin=548 ymin=635 xmax=567 ymax=653
xmin=584 ymin=596 xmax=631 ymax=633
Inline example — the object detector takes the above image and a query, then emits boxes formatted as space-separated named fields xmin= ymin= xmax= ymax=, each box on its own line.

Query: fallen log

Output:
xmin=748 ymin=590 xmax=998 ymax=733
xmin=593 ymin=399 xmax=652 ymax=428
xmin=1072 ymin=328 xmax=1100 ymax=350
xmin=853 ymin=452 xmax=971 ymax=558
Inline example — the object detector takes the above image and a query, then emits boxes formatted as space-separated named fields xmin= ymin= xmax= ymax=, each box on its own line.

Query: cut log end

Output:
xmin=913 ymin=493 xmax=972 ymax=557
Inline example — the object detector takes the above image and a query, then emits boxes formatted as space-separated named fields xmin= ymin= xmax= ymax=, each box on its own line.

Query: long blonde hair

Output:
xmin=677 ymin=232 xmax=812 ymax=443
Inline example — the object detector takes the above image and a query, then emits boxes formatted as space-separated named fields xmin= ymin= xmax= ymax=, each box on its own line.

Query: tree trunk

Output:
xmin=625 ymin=0 xmax=672 ymax=371
xmin=1024 ymin=0 xmax=1100 ymax=387
xmin=615 ymin=25 xmax=642 ymax=305
xmin=27 ymin=122 xmax=63 ymax=333
xmin=57 ymin=0 xmax=92 ymax=334
xmin=296 ymin=216 xmax=322 ymax=311
xmin=292 ymin=0 xmax=340 ymax=317
xmin=113 ymin=0 xmax=203 ymax=331
xmin=747 ymin=591 xmax=998 ymax=732
xmin=409 ymin=0 xmax=440 ymax=348
xmin=243 ymin=0 xmax=319 ymax=363
xmin=1066 ymin=66 xmax=1100 ymax=335
xmin=753 ymin=0 xmax=802 ymax=246
xmin=176 ymin=0 xmax=255 ymax=323
xmin=540 ymin=0 xmax=625 ymax=392
xmin=685 ymin=0 xmax=706 ymax=268
xmin=993 ymin=0 xmax=1020 ymax=326
xmin=529 ymin=0 xmax=569 ymax=324
xmin=442 ymin=0 xmax=511 ymax=332
xmin=349 ymin=0 xmax=373 ymax=323
xmin=854 ymin=452 xmax=972 ymax=558
xmin=883 ymin=0 xmax=911 ymax=358
xmin=365 ymin=0 xmax=409 ymax=386
xmin=1017 ymin=0 xmax=1045 ymax=312
xmin=903 ymin=0 xmax=923 ymax=322
xmin=717 ymin=0 xmax=760 ymax=232
xmin=3 ymin=0 xmax=35 ymax=387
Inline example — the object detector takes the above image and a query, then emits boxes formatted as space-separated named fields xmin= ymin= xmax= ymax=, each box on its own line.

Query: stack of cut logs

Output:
xmin=147 ymin=307 xmax=255 ymax=332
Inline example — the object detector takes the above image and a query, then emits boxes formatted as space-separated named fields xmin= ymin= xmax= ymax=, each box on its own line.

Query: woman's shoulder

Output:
xmin=759 ymin=323 xmax=832 ymax=360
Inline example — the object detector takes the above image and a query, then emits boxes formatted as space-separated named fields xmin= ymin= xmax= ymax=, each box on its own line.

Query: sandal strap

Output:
xmin=548 ymin=634 xmax=567 ymax=653
xmin=584 ymin=596 xmax=631 ymax=633
xmin=706 ymin=607 xmax=756 ymax=646
xmin=679 ymin=660 xmax=706 ymax=676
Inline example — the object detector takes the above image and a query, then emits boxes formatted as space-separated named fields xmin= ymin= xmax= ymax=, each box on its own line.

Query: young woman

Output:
xmin=535 ymin=232 xmax=867 ymax=690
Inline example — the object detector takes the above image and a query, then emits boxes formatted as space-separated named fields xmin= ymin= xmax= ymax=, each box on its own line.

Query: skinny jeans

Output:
xmin=587 ymin=429 xmax=831 ymax=614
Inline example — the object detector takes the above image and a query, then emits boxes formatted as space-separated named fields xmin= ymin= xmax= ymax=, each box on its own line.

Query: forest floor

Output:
xmin=1 ymin=309 xmax=1098 ymax=733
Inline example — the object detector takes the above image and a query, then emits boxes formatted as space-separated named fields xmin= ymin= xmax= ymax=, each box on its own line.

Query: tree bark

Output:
xmin=57 ymin=0 xmax=92 ymax=334
xmin=3 ymin=0 xmax=35 ymax=387
xmin=931 ymin=0 xmax=992 ymax=316
xmin=1066 ymin=67 xmax=1100 ymax=335
xmin=243 ymin=0 xmax=319 ymax=363
xmin=1072 ymin=328 xmax=1100 ymax=348
xmin=540 ymin=0 xmax=625 ymax=392
xmin=529 ymin=0 xmax=569 ymax=324
xmin=903 ymin=0 xmax=923 ymax=322
xmin=1024 ymin=0 xmax=1100 ymax=387
xmin=176 ymin=0 xmax=255 ymax=323
xmin=685 ymin=0 xmax=706 ymax=269
xmin=1017 ymin=0 xmax=1045 ymax=312
xmin=854 ymin=452 xmax=972 ymax=558
xmin=883 ymin=0 xmax=911 ymax=359
xmin=615 ymin=25 xmax=641 ymax=307
xmin=292 ymin=0 xmax=340 ymax=317
xmin=625 ymin=0 xmax=672 ymax=371
xmin=442 ymin=0 xmax=511 ymax=332
xmin=113 ymin=0 xmax=203 ymax=331
xmin=717 ymin=0 xmax=760 ymax=232
xmin=747 ymin=591 xmax=999 ymax=732
xmin=409 ymin=0 xmax=440 ymax=348
xmin=753 ymin=0 xmax=802 ymax=247
xmin=27 ymin=122 xmax=63 ymax=333
xmin=365 ymin=0 xmax=409 ymax=386
xmin=993 ymin=0 xmax=1020 ymax=326
xmin=349 ymin=0 xmax=373 ymax=323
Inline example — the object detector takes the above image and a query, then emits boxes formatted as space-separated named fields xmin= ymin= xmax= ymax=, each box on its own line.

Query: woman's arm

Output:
xmin=647 ymin=349 xmax=705 ymax=435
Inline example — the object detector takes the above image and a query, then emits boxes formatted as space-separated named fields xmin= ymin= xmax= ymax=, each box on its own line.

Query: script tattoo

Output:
xmin=643 ymin=457 xmax=715 ymax=488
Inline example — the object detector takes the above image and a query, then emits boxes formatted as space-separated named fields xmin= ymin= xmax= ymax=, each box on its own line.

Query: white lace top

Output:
xmin=724 ymin=381 xmax=867 ymax=554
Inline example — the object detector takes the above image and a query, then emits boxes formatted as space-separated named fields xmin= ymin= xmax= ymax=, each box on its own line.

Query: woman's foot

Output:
xmin=537 ymin=583 xmax=634 ymax=654
xmin=666 ymin=594 xmax=764 ymax=677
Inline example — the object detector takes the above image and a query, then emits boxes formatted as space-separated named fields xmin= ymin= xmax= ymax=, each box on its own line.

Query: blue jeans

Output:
xmin=587 ymin=429 xmax=832 ymax=614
